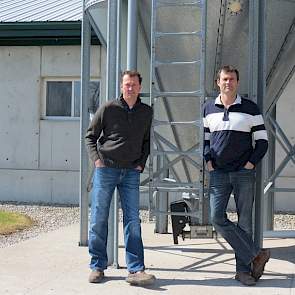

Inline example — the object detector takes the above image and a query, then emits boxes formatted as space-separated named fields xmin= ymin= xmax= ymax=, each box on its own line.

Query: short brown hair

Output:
xmin=121 ymin=70 xmax=142 ymax=85
xmin=216 ymin=65 xmax=239 ymax=81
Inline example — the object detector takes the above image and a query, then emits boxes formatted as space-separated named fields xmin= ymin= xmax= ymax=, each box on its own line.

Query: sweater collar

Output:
xmin=215 ymin=94 xmax=241 ymax=106
xmin=119 ymin=95 xmax=141 ymax=110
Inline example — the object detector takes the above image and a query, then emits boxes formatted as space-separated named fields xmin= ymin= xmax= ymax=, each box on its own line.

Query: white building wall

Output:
xmin=0 ymin=45 xmax=101 ymax=204
xmin=0 ymin=46 xmax=40 ymax=170
xmin=39 ymin=120 xmax=80 ymax=170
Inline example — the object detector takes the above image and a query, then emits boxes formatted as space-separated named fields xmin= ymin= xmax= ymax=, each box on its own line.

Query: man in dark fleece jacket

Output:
xmin=203 ymin=65 xmax=270 ymax=286
xmin=85 ymin=70 xmax=155 ymax=286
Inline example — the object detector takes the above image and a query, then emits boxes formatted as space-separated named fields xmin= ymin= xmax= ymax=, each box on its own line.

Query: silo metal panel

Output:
xmin=205 ymin=0 xmax=250 ymax=94
xmin=265 ymin=0 xmax=295 ymax=110
xmin=265 ymin=0 xmax=295 ymax=76
xmin=205 ymin=0 xmax=295 ymax=96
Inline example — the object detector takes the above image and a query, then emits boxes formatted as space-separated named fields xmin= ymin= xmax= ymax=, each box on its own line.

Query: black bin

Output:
xmin=170 ymin=200 xmax=189 ymax=244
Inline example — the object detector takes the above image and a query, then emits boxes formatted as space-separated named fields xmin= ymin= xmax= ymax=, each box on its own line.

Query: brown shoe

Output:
xmin=126 ymin=271 xmax=156 ymax=286
xmin=89 ymin=270 xmax=104 ymax=283
xmin=235 ymin=272 xmax=256 ymax=286
xmin=252 ymin=248 xmax=270 ymax=281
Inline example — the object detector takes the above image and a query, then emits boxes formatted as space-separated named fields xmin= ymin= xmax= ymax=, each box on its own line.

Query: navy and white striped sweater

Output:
xmin=203 ymin=95 xmax=268 ymax=172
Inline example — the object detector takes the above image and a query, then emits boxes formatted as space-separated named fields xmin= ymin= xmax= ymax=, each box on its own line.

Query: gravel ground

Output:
xmin=0 ymin=202 xmax=80 ymax=248
xmin=0 ymin=202 xmax=294 ymax=248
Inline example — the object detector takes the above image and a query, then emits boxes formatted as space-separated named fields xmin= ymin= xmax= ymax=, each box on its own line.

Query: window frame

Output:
xmin=41 ymin=77 xmax=100 ymax=120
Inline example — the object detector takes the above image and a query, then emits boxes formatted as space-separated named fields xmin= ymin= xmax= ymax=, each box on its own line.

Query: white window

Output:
xmin=44 ymin=79 xmax=100 ymax=118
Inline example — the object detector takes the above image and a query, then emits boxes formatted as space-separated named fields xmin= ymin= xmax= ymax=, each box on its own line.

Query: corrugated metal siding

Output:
xmin=0 ymin=0 xmax=82 ymax=22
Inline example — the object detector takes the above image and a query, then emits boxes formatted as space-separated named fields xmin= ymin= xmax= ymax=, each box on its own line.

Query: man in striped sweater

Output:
xmin=203 ymin=65 xmax=270 ymax=286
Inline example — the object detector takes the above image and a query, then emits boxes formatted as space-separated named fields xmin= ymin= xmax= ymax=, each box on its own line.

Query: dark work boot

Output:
xmin=252 ymin=248 xmax=270 ymax=281
xmin=235 ymin=272 xmax=256 ymax=286
xmin=88 ymin=270 xmax=104 ymax=283
xmin=126 ymin=271 xmax=156 ymax=286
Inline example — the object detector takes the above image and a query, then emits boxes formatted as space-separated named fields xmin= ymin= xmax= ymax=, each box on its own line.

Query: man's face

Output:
xmin=217 ymin=70 xmax=239 ymax=96
xmin=121 ymin=74 xmax=141 ymax=101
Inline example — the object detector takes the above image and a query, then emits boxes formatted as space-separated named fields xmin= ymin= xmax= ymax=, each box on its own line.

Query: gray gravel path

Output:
xmin=0 ymin=202 xmax=294 ymax=248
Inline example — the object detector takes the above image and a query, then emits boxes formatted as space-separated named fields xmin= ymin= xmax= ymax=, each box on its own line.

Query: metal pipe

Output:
xmin=127 ymin=0 xmax=138 ymax=70
xmin=200 ymin=0 xmax=208 ymax=225
xmin=113 ymin=0 xmax=122 ymax=269
xmin=116 ymin=0 xmax=122 ymax=95
xmin=264 ymin=107 xmax=275 ymax=230
xmin=148 ymin=0 xmax=156 ymax=225
xmin=266 ymin=118 xmax=295 ymax=165
xmin=266 ymin=151 xmax=295 ymax=184
xmin=248 ymin=0 xmax=259 ymax=103
xmin=155 ymin=157 xmax=169 ymax=233
xmin=268 ymin=121 xmax=295 ymax=165
xmin=79 ymin=0 xmax=91 ymax=247
xmin=251 ymin=0 xmax=267 ymax=248
xmin=106 ymin=0 xmax=118 ymax=265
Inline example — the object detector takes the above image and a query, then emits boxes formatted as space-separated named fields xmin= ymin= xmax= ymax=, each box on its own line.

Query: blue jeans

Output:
xmin=89 ymin=167 xmax=145 ymax=273
xmin=209 ymin=168 xmax=260 ymax=272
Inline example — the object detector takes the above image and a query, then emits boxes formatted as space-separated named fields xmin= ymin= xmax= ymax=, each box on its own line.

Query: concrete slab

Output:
xmin=0 ymin=222 xmax=294 ymax=295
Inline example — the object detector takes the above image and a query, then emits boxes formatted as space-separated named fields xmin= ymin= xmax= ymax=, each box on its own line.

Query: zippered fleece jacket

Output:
xmin=203 ymin=94 xmax=268 ymax=172
xmin=85 ymin=96 xmax=152 ymax=170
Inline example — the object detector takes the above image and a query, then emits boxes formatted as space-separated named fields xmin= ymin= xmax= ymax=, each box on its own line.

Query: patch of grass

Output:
xmin=0 ymin=210 xmax=34 ymax=235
